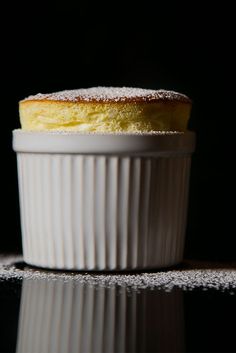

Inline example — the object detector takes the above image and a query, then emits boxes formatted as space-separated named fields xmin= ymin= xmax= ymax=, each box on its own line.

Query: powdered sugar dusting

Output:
xmin=22 ymin=87 xmax=191 ymax=104
xmin=14 ymin=129 xmax=184 ymax=136
xmin=0 ymin=256 xmax=235 ymax=293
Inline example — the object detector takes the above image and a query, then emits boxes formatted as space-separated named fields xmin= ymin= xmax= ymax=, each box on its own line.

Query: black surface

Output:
xmin=0 ymin=282 xmax=236 ymax=353
xmin=0 ymin=280 xmax=21 ymax=353
xmin=0 ymin=259 xmax=236 ymax=353
xmin=184 ymin=290 xmax=236 ymax=353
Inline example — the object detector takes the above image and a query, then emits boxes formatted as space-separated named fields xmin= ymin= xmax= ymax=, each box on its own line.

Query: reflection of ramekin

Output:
xmin=13 ymin=130 xmax=195 ymax=270
xmin=16 ymin=278 xmax=184 ymax=353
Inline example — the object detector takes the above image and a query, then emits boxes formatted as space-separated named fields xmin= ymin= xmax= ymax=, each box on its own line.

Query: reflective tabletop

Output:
xmin=0 ymin=256 xmax=236 ymax=353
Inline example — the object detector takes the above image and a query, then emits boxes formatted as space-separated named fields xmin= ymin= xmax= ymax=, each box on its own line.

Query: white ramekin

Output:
xmin=13 ymin=130 xmax=195 ymax=270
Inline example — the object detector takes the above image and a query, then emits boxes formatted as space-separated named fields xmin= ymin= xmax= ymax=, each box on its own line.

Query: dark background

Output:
xmin=1 ymin=2 xmax=235 ymax=260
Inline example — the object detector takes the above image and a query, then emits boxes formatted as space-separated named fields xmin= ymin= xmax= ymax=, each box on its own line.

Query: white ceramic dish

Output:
xmin=13 ymin=130 xmax=195 ymax=270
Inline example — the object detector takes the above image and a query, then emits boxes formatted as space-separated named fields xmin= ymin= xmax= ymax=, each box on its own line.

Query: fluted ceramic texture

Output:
xmin=17 ymin=153 xmax=191 ymax=270
xmin=16 ymin=279 xmax=184 ymax=353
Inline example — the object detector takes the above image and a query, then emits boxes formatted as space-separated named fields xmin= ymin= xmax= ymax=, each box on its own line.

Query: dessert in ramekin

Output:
xmin=13 ymin=87 xmax=195 ymax=270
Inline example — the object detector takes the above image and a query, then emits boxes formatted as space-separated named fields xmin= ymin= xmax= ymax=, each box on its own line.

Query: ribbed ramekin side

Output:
xmin=17 ymin=153 xmax=191 ymax=270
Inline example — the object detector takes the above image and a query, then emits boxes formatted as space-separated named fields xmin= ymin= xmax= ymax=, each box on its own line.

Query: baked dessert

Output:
xmin=13 ymin=86 xmax=195 ymax=271
xmin=19 ymin=87 xmax=191 ymax=132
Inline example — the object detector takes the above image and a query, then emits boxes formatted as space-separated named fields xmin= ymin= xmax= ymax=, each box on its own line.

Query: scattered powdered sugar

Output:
xmin=22 ymin=87 xmax=191 ymax=103
xmin=0 ymin=255 xmax=235 ymax=293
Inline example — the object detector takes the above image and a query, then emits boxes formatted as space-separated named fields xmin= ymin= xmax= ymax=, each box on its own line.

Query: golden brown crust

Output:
xmin=21 ymin=87 xmax=191 ymax=105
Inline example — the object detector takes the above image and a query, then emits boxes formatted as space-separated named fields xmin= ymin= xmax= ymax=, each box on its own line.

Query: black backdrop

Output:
xmin=1 ymin=2 xmax=235 ymax=260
